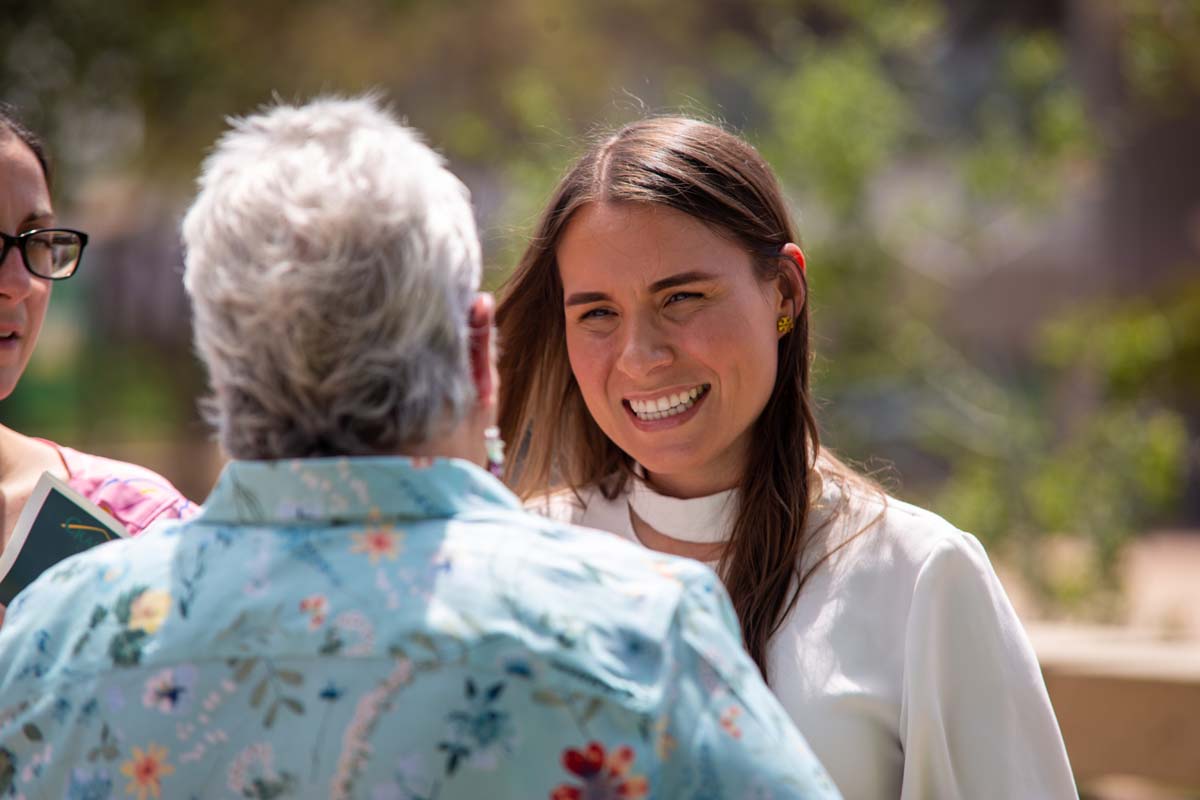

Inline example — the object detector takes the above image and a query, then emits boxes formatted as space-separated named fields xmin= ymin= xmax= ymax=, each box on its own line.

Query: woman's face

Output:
xmin=0 ymin=136 xmax=53 ymax=401
xmin=558 ymin=202 xmax=790 ymax=498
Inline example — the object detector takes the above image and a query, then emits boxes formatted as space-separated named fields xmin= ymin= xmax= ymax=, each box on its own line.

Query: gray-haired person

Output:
xmin=0 ymin=97 xmax=840 ymax=799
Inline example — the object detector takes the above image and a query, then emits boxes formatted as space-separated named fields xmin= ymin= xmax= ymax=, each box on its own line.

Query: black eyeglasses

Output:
xmin=0 ymin=228 xmax=88 ymax=280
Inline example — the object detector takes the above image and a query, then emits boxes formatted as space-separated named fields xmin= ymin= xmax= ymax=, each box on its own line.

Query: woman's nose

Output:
xmin=615 ymin=317 xmax=673 ymax=378
xmin=0 ymin=241 xmax=33 ymax=302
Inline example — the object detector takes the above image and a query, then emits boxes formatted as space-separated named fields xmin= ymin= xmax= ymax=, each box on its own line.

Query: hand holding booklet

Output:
xmin=0 ymin=472 xmax=128 ymax=606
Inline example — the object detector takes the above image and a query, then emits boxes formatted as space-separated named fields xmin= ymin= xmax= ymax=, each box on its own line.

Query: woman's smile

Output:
xmin=625 ymin=383 xmax=709 ymax=420
xmin=624 ymin=383 xmax=710 ymax=428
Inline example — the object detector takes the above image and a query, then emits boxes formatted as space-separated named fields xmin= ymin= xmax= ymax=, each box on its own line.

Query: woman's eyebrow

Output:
xmin=565 ymin=291 xmax=610 ymax=307
xmin=565 ymin=271 xmax=719 ymax=306
xmin=21 ymin=210 xmax=55 ymax=227
xmin=647 ymin=270 xmax=717 ymax=293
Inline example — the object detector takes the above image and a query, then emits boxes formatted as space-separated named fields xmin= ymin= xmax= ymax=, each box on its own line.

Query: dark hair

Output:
xmin=497 ymin=117 xmax=875 ymax=679
xmin=0 ymin=103 xmax=51 ymax=186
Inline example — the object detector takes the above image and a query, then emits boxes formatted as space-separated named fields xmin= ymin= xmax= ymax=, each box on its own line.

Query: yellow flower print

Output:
xmin=128 ymin=590 xmax=171 ymax=635
xmin=120 ymin=743 xmax=175 ymax=800
xmin=350 ymin=516 xmax=404 ymax=566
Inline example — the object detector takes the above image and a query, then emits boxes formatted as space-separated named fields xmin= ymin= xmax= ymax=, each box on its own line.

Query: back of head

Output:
xmin=0 ymin=103 xmax=50 ymax=185
xmin=182 ymin=96 xmax=482 ymax=460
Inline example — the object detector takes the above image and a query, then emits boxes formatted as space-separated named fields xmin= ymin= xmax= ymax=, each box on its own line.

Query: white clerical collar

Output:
xmin=627 ymin=467 xmax=738 ymax=544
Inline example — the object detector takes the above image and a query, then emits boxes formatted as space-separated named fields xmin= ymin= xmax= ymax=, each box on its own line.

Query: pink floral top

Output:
xmin=43 ymin=440 xmax=198 ymax=535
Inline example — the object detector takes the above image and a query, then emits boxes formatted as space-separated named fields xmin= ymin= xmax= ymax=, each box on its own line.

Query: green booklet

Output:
xmin=0 ymin=472 xmax=128 ymax=606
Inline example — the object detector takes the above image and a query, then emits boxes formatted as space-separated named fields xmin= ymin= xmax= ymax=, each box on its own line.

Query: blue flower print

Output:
xmin=65 ymin=766 xmax=113 ymax=800
xmin=141 ymin=666 xmax=197 ymax=714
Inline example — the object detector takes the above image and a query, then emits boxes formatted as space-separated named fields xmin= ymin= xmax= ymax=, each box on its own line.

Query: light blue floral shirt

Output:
xmin=0 ymin=457 xmax=839 ymax=799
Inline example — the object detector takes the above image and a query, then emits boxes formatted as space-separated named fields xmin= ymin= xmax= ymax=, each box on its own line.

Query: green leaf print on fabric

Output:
xmin=114 ymin=586 xmax=149 ymax=626
xmin=242 ymin=661 xmax=308 ymax=729
xmin=86 ymin=724 xmax=121 ymax=763
xmin=437 ymin=678 xmax=516 ymax=776
xmin=109 ymin=629 xmax=148 ymax=667
xmin=0 ymin=748 xmax=13 ymax=795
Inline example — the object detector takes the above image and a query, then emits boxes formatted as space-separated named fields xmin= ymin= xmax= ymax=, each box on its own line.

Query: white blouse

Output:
xmin=535 ymin=475 xmax=1078 ymax=800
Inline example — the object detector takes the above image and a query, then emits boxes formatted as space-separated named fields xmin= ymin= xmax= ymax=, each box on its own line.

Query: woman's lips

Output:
xmin=626 ymin=384 xmax=709 ymax=419
xmin=623 ymin=385 xmax=710 ymax=431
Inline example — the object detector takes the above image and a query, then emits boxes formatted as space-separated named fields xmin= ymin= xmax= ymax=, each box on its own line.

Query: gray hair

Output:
xmin=182 ymin=96 xmax=481 ymax=459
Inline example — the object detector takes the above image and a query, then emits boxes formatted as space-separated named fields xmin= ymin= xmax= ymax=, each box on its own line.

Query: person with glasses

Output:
xmin=0 ymin=105 xmax=195 ymax=572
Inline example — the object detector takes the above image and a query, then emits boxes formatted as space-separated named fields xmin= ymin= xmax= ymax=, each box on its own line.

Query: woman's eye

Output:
xmin=666 ymin=292 xmax=701 ymax=305
xmin=580 ymin=308 xmax=614 ymax=321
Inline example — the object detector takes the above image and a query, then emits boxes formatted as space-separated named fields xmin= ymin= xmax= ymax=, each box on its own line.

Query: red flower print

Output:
xmin=300 ymin=594 xmax=329 ymax=629
xmin=720 ymin=704 xmax=743 ymax=739
xmin=551 ymin=741 xmax=649 ymax=800
xmin=120 ymin=743 xmax=175 ymax=800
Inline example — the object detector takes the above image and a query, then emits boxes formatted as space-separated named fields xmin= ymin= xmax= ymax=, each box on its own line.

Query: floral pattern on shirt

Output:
xmin=45 ymin=441 xmax=198 ymax=536
xmin=551 ymin=741 xmax=649 ymax=800
xmin=0 ymin=457 xmax=839 ymax=799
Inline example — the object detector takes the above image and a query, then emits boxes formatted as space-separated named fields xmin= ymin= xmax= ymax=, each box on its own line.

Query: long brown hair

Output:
xmin=498 ymin=117 xmax=852 ymax=679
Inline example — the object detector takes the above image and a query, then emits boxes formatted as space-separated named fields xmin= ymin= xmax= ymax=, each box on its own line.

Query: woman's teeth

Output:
xmin=629 ymin=385 xmax=708 ymax=421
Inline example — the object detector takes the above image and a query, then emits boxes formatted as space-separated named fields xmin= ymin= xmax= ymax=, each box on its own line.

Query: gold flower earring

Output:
xmin=777 ymin=316 xmax=795 ymax=335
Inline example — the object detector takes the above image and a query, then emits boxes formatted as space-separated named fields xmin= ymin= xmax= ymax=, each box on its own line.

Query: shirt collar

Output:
xmin=197 ymin=456 xmax=522 ymax=526
xmin=628 ymin=465 xmax=738 ymax=544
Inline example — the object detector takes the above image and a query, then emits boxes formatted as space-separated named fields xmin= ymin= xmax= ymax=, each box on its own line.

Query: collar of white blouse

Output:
xmin=627 ymin=470 xmax=738 ymax=544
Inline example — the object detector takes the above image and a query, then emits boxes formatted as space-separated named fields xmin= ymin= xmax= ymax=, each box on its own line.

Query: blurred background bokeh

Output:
xmin=2 ymin=0 xmax=1199 ymax=795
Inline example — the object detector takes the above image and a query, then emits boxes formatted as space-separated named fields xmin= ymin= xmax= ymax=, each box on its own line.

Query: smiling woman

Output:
xmin=0 ymin=105 xmax=194 ymax=563
xmin=496 ymin=116 xmax=1080 ymax=799
xmin=558 ymin=201 xmax=797 ymax=499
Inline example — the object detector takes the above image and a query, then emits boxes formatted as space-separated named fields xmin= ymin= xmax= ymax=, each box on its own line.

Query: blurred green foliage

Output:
xmin=1123 ymin=0 xmax=1200 ymax=107
xmin=767 ymin=43 xmax=910 ymax=217
xmin=2 ymin=0 xmax=1196 ymax=615
xmin=935 ymin=287 xmax=1195 ymax=613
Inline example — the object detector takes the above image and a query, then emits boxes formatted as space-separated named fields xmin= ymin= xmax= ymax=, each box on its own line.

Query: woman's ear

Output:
xmin=776 ymin=243 xmax=807 ymax=317
xmin=468 ymin=293 xmax=497 ymax=408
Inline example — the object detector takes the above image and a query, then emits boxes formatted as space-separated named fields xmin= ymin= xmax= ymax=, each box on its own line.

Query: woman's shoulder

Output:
xmin=813 ymin=472 xmax=990 ymax=581
xmin=46 ymin=441 xmax=199 ymax=535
